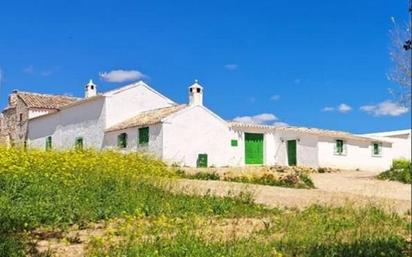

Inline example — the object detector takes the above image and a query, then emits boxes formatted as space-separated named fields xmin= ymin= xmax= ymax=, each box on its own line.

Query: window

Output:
xmin=335 ymin=139 xmax=346 ymax=155
xmin=197 ymin=154 xmax=208 ymax=168
xmin=117 ymin=133 xmax=128 ymax=148
xmin=139 ymin=127 xmax=149 ymax=145
xmin=231 ymin=139 xmax=238 ymax=147
xmin=196 ymin=88 xmax=201 ymax=93
xmin=45 ymin=136 xmax=52 ymax=151
xmin=372 ymin=142 xmax=382 ymax=157
xmin=19 ymin=113 xmax=23 ymax=122
xmin=75 ymin=137 xmax=84 ymax=150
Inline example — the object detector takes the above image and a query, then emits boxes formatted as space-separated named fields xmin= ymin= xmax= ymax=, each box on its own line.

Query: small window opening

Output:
xmin=117 ymin=133 xmax=128 ymax=148
xmin=196 ymin=88 xmax=201 ymax=93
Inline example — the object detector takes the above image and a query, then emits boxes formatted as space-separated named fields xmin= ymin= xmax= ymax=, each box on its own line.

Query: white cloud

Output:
xmin=99 ymin=69 xmax=146 ymax=83
xmin=23 ymin=65 xmax=54 ymax=76
xmin=360 ymin=100 xmax=409 ymax=117
xmin=224 ymin=64 xmax=238 ymax=71
xmin=23 ymin=65 xmax=34 ymax=74
xmin=270 ymin=94 xmax=280 ymax=101
xmin=294 ymin=78 xmax=301 ymax=84
xmin=322 ymin=106 xmax=335 ymax=112
xmin=233 ymin=113 xmax=278 ymax=124
xmin=337 ymin=103 xmax=352 ymax=113
xmin=273 ymin=121 xmax=289 ymax=127
xmin=248 ymin=97 xmax=256 ymax=103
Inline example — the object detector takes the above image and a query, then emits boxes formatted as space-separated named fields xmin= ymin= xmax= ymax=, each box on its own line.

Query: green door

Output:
xmin=287 ymin=140 xmax=297 ymax=166
xmin=245 ymin=133 xmax=264 ymax=165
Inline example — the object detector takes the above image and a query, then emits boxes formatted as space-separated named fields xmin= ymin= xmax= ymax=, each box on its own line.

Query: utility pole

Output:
xmin=403 ymin=0 xmax=412 ymax=50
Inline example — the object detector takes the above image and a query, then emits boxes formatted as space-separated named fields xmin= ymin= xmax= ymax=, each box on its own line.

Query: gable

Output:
xmin=105 ymin=82 xmax=176 ymax=128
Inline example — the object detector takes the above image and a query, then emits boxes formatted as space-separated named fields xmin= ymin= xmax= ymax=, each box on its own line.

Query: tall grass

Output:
xmin=88 ymin=205 xmax=410 ymax=257
xmin=0 ymin=148 xmax=410 ymax=257
xmin=0 ymin=148 xmax=269 ymax=257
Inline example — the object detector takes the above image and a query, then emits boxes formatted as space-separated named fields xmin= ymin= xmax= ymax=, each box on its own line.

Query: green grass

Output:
xmin=377 ymin=159 xmax=411 ymax=184
xmin=0 ymin=148 xmax=271 ymax=257
xmin=87 ymin=205 xmax=411 ymax=257
xmin=0 ymin=148 xmax=410 ymax=257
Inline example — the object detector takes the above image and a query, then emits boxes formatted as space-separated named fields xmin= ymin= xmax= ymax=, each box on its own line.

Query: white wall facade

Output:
xmin=317 ymin=137 xmax=393 ymax=172
xmin=273 ymin=130 xmax=319 ymax=168
xmin=105 ymin=84 xmax=175 ymax=128
xmin=162 ymin=106 xmax=236 ymax=167
xmin=362 ymin=130 xmax=411 ymax=160
xmin=28 ymin=108 xmax=55 ymax=119
xmin=28 ymin=97 xmax=106 ymax=149
xmin=230 ymin=127 xmax=276 ymax=166
xmin=103 ymin=123 xmax=163 ymax=158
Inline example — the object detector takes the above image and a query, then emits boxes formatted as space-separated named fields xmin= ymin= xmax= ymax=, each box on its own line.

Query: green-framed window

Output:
xmin=75 ymin=137 xmax=84 ymax=150
xmin=117 ymin=133 xmax=128 ymax=148
xmin=139 ymin=127 xmax=149 ymax=145
xmin=231 ymin=139 xmax=238 ymax=147
xmin=197 ymin=154 xmax=208 ymax=168
xmin=45 ymin=136 xmax=52 ymax=151
xmin=335 ymin=139 xmax=345 ymax=155
xmin=372 ymin=142 xmax=382 ymax=156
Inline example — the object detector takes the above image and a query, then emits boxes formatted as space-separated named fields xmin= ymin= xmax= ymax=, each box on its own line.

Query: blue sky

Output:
xmin=0 ymin=0 xmax=410 ymax=133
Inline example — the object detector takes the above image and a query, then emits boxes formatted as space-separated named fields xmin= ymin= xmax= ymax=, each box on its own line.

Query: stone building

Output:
xmin=0 ymin=90 xmax=78 ymax=146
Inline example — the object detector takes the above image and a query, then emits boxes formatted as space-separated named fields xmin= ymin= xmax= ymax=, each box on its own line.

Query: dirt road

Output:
xmin=172 ymin=171 xmax=411 ymax=214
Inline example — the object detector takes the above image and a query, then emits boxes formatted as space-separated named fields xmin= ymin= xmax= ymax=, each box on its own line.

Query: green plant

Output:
xmin=377 ymin=159 xmax=411 ymax=184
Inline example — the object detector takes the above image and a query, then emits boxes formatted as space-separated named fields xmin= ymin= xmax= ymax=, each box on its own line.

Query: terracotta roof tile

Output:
xmin=15 ymin=91 xmax=79 ymax=109
xmin=106 ymin=104 xmax=187 ymax=132
xmin=229 ymin=122 xmax=389 ymax=143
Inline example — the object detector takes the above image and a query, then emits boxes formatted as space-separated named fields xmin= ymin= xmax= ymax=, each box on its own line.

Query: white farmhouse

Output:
xmin=5 ymin=79 xmax=408 ymax=171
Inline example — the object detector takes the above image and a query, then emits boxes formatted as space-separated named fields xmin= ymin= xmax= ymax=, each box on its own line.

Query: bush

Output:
xmin=184 ymin=171 xmax=220 ymax=180
xmin=377 ymin=159 xmax=411 ymax=184
xmin=178 ymin=169 xmax=316 ymax=189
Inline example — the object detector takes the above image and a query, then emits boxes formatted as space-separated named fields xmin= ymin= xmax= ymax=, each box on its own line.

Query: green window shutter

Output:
xmin=139 ymin=127 xmax=149 ymax=145
xmin=231 ymin=139 xmax=238 ymax=147
xmin=335 ymin=140 xmax=343 ymax=154
xmin=372 ymin=143 xmax=381 ymax=156
xmin=75 ymin=137 xmax=84 ymax=150
xmin=45 ymin=136 xmax=52 ymax=151
xmin=117 ymin=133 xmax=128 ymax=148
xmin=197 ymin=154 xmax=208 ymax=168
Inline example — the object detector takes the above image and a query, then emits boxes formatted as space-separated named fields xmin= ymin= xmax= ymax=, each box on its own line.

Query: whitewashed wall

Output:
xmin=28 ymin=97 xmax=106 ymax=149
xmin=105 ymin=84 xmax=175 ymax=128
xmin=273 ymin=130 xmax=319 ymax=167
xmin=386 ymin=136 xmax=411 ymax=160
xmin=162 ymin=106 xmax=235 ymax=167
xmin=230 ymin=127 xmax=276 ymax=166
xmin=103 ymin=123 xmax=163 ymax=158
xmin=28 ymin=109 xmax=54 ymax=119
xmin=317 ymin=137 xmax=393 ymax=172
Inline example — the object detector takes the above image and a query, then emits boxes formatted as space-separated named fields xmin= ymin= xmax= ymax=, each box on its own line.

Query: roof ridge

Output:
xmin=14 ymin=90 xmax=80 ymax=99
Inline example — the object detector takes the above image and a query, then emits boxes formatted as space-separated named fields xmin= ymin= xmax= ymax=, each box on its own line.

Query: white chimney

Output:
xmin=188 ymin=80 xmax=203 ymax=106
xmin=85 ymin=79 xmax=97 ymax=98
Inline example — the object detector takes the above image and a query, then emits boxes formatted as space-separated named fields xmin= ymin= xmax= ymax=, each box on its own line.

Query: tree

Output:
xmin=388 ymin=16 xmax=411 ymax=106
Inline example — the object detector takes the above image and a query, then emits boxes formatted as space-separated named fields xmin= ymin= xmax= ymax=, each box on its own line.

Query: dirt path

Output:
xmin=172 ymin=171 xmax=411 ymax=214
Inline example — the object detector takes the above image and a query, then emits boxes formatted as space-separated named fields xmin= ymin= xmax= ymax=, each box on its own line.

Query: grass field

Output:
xmin=0 ymin=148 xmax=410 ymax=257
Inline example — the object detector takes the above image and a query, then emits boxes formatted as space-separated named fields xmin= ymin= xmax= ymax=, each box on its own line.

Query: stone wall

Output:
xmin=0 ymin=93 xmax=30 ymax=146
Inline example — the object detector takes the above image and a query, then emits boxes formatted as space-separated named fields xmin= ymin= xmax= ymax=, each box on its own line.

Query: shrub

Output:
xmin=185 ymin=171 xmax=220 ymax=180
xmin=179 ymin=169 xmax=315 ymax=189
xmin=377 ymin=159 xmax=411 ymax=184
